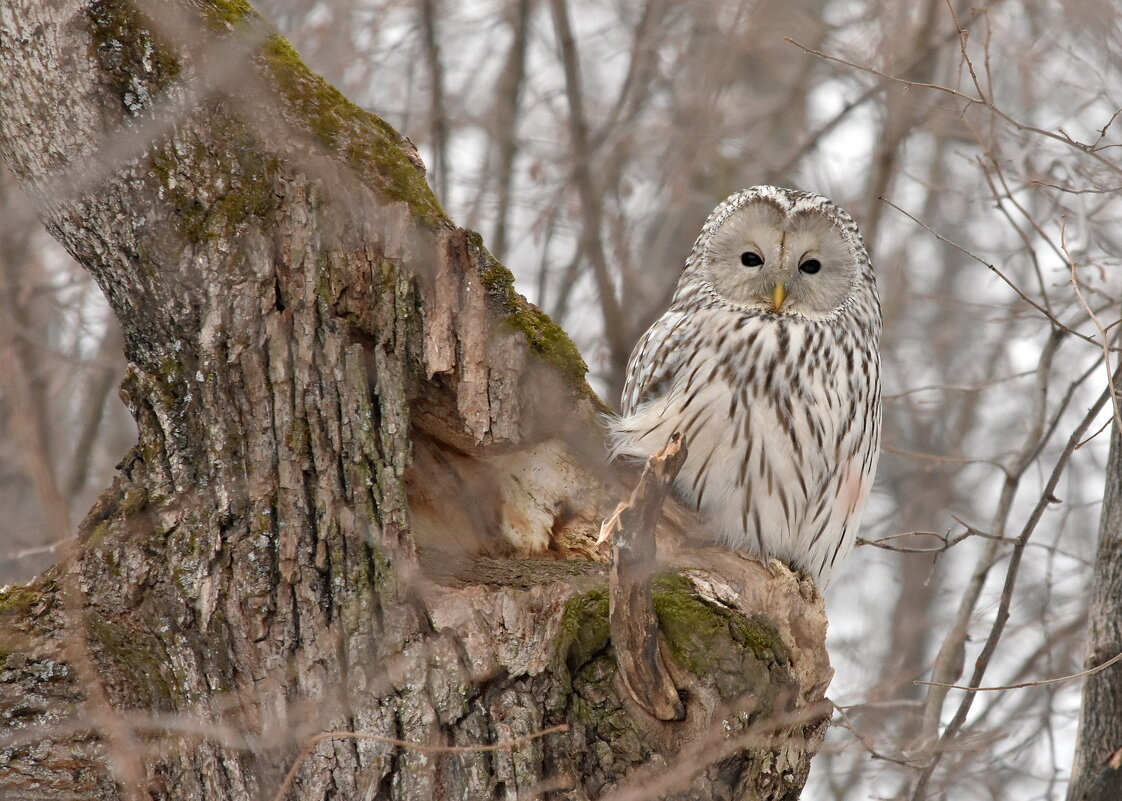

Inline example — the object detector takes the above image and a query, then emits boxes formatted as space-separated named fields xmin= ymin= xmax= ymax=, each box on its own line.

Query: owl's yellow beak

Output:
xmin=771 ymin=282 xmax=786 ymax=311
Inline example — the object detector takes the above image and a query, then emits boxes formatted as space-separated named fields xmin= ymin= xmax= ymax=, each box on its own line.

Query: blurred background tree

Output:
xmin=3 ymin=1 xmax=1120 ymax=798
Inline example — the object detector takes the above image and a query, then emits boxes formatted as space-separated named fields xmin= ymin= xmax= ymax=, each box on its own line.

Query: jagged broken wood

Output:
xmin=604 ymin=432 xmax=688 ymax=722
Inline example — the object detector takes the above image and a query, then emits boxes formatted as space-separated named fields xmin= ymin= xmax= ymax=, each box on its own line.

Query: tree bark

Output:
xmin=0 ymin=2 xmax=833 ymax=800
xmin=1068 ymin=369 xmax=1122 ymax=801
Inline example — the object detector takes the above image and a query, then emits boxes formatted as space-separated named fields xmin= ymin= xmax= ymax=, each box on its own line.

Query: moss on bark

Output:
xmin=259 ymin=35 xmax=446 ymax=226
xmin=560 ymin=574 xmax=798 ymax=711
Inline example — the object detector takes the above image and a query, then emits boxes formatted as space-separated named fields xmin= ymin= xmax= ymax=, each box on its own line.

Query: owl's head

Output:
xmin=683 ymin=186 xmax=871 ymax=319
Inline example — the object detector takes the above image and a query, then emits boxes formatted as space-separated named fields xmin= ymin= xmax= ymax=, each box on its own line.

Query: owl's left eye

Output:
xmin=740 ymin=252 xmax=764 ymax=267
xmin=799 ymin=259 xmax=822 ymax=274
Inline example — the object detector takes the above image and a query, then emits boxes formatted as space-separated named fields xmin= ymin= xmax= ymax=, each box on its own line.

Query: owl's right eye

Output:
xmin=740 ymin=252 xmax=764 ymax=267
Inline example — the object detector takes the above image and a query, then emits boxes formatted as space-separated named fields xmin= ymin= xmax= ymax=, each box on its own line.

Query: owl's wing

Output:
xmin=620 ymin=309 xmax=692 ymax=416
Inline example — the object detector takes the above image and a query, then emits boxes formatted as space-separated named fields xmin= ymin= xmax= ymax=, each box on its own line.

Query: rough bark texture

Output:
xmin=0 ymin=2 xmax=833 ymax=800
xmin=1068 ymin=393 xmax=1122 ymax=801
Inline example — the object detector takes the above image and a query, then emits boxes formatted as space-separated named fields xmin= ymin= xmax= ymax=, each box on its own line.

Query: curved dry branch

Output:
xmin=604 ymin=433 xmax=688 ymax=722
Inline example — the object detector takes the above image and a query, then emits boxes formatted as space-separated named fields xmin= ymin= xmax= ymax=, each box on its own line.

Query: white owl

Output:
xmin=609 ymin=186 xmax=882 ymax=587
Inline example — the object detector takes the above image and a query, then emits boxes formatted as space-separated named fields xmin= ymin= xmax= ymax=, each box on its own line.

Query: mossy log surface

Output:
xmin=0 ymin=2 xmax=833 ymax=799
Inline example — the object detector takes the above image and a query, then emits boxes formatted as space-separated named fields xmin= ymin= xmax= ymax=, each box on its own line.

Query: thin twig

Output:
xmin=883 ymin=371 xmax=1036 ymax=400
xmin=880 ymin=198 xmax=1112 ymax=350
xmin=978 ymin=157 xmax=1058 ymax=319
xmin=857 ymin=527 xmax=1018 ymax=556
xmin=784 ymin=37 xmax=1122 ymax=177
xmin=1029 ymin=179 xmax=1122 ymax=196
xmin=775 ymin=3 xmax=995 ymax=177
xmin=1061 ymin=216 xmax=1122 ymax=433
xmin=547 ymin=0 xmax=630 ymax=388
xmin=832 ymin=704 xmax=929 ymax=769
xmin=945 ymin=0 xmax=987 ymax=103
xmin=916 ymin=649 xmax=1122 ymax=693
xmin=910 ymin=374 xmax=1116 ymax=799
xmin=915 ymin=337 xmax=1088 ymax=752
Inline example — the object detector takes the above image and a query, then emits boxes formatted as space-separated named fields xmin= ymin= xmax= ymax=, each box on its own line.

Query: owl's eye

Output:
xmin=740 ymin=252 xmax=764 ymax=267
xmin=799 ymin=259 xmax=822 ymax=274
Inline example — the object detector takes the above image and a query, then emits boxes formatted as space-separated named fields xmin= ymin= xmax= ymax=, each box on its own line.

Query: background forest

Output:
xmin=2 ymin=1 xmax=1120 ymax=798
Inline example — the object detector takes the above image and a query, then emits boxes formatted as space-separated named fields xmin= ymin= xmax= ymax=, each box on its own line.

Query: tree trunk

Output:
xmin=0 ymin=2 xmax=832 ymax=800
xmin=1068 ymin=369 xmax=1122 ymax=801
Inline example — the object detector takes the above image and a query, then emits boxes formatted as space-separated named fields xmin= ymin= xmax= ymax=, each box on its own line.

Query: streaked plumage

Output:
xmin=609 ymin=186 xmax=881 ymax=587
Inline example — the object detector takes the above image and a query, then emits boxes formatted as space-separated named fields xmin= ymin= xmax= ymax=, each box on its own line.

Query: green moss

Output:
xmin=149 ymin=118 xmax=281 ymax=244
xmin=147 ymin=27 xmax=437 ymax=241
xmin=652 ymin=574 xmax=789 ymax=701
xmin=120 ymin=485 xmax=150 ymax=517
xmin=368 ymin=546 xmax=393 ymax=585
xmin=455 ymin=557 xmax=605 ymax=590
xmin=215 ymin=149 xmax=277 ymax=229
xmin=564 ymin=641 xmax=649 ymax=769
xmin=0 ymin=576 xmax=62 ymax=658
xmin=80 ymin=475 xmax=150 ymax=549
xmin=314 ymin=254 xmax=334 ymax=306
xmin=202 ymin=0 xmax=256 ymax=26
xmin=250 ymin=506 xmax=276 ymax=537
xmin=84 ymin=520 xmax=113 ymax=545
xmin=259 ymin=34 xmax=446 ymax=226
xmin=366 ymin=544 xmax=399 ymax=619
xmin=477 ymin=248 xmax=592 ymax=393
xmin=567 ymin=654 xmax=617 ymax=721
xmin=149 ymin=147 xmax=177 ymax=189
xmin=557 ymin=590 xmax=610 ymax=677
xmin=286 ymin=417 xmax=311 ymax=457
xmin=552 ymin=575 xmax=797 ymax=766
xmin=0 ymin=585 xmax=40 ymax=618
xmin=557 ymin=577 xmax=789 ymax=687
xmin=158 ymin=355 xmax=183 ymax=383
xmin=654 ymin=575 xmax=785 ymax=667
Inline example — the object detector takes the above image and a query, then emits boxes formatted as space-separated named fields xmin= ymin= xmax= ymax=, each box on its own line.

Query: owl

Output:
xmin=608 ymin=186 xmax=881 ymax=587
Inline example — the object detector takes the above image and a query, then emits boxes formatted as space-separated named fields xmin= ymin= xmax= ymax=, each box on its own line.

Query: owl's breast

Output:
xmin=608 ymin=305 xmax=880 ymax=584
